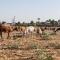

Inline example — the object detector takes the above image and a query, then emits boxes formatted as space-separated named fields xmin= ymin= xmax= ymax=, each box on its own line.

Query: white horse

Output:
xmin=24 ymin=26 xmax=35 ymax=35
xmin=20 ymin=26 xmax=43 ymax=36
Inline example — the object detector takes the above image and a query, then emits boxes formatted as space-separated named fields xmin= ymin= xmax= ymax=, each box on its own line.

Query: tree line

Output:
xmin=1 ymin=18 xmax=60 ymax=27
xmin=15 ymin=19 xmax=60 ymax=27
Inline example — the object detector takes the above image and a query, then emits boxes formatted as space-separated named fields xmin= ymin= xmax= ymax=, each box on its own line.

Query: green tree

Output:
xmin=30 ymin=20 xmax=35 ymax=26
xmin=50 ymin=19 xmax=58 ymax=26
xmin=15 ymin=21 xmax=21 ymax=26
xmin=2 ymin=21 xmax=6 ymax=24
xmin=36 ymin=18 xmax=40 ymax=26
xmin=36 ymin=21 xmax=40 ymax=26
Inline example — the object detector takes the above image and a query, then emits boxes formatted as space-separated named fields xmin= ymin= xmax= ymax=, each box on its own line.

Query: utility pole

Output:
xmin=12 ymin=16 xmax=15 ymax=26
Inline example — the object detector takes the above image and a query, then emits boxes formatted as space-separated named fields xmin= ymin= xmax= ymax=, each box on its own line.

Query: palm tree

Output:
xmin=36 ymin=18 xmax=40 ymax=26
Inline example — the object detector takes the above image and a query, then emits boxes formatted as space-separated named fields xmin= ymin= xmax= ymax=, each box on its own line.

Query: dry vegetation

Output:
xmin=0 ymin=30 xmax=60 ymax=60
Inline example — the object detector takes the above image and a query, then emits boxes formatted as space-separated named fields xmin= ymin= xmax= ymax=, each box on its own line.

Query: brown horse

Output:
xmin=0 ymin=23 xmax=13 ymax=39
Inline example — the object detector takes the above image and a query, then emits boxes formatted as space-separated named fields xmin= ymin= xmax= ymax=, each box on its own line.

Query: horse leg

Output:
xmin=0 ymin=32 xmax=2 ymax=38
xmin=1 ymin=32 xmax=2 ymax=38
xmin=7 ymin=32 xmax=10 ymax=39
xmin=0 ymin=31 xmax=3 ymax=39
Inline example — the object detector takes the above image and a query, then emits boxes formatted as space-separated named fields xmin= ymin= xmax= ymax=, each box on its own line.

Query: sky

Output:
xmin=0 ymin=0 xmax=60 ymax=23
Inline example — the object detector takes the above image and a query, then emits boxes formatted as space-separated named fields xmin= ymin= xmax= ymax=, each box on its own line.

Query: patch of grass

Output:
xmin=55 ymin=44 xmax=60 ymax=49
xmin=50 ymin=32 xmax=56 ymax=35
xmin=49 ymin=43 xmax=55 ymax=47
xmin=7 ymin=44 xmax=19 ymax=49
xmin=42 ymin=32 xmax=50 ymax=40
xmin=28 ymin=43 xmax=38 ymax=49
xmin=49 ymin=43 xmax=60 ymax=49
xmin=36 ymin=49 xmax=53 ymax=60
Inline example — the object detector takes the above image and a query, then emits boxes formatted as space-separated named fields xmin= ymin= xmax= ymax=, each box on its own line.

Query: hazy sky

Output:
xmin=0 ymin=0 xmax=60 ymax=22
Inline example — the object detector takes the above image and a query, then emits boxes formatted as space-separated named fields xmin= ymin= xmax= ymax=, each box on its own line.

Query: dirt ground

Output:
xmin=0 ymin=30 xmax=60 ymax=60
